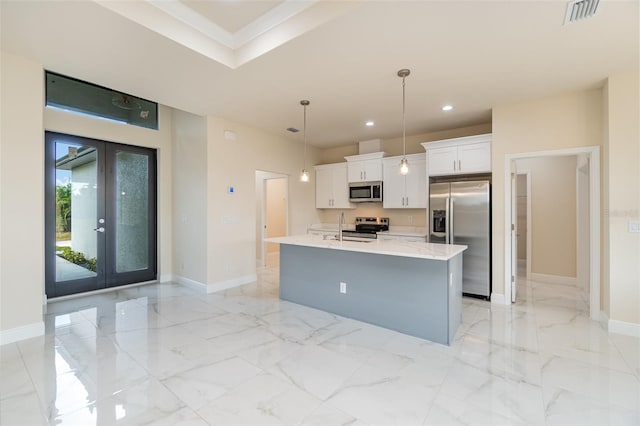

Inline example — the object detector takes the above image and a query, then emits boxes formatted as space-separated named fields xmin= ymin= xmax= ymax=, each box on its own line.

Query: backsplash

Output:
xmin=318 ymin=205 xmax=427 ymax=227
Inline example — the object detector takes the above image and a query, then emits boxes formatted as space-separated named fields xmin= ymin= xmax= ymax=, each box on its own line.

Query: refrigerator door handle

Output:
xmin=445 ymin=197 xmax=450 ymax=244
xmin=449 ymin=197 xmax=454 ymax=244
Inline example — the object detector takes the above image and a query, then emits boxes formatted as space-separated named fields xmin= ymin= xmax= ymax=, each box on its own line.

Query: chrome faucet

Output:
xmin=338 ymin=211 xmax=344 ymax=242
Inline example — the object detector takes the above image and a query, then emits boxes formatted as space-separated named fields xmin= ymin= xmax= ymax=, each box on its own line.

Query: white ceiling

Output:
xmin=1 ymin=0 xmax=638 ymax=148
xmin=180 ymin=0 xmax=285 ymax=33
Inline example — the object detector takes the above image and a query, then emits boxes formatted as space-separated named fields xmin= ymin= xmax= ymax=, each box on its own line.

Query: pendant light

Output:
xmin=398 ymin=69 xmax=410 ymax=175
xmin=300 ymin=99 xmax=310 ymax=182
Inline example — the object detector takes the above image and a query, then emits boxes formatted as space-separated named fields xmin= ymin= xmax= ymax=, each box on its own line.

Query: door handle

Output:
xmin=449 ymin=198 xmax=455 ymax=244
xmin=94 ymin=227 xmax=105 ymax=233
xmin=445 ymin=197 xmax=450 ymax=244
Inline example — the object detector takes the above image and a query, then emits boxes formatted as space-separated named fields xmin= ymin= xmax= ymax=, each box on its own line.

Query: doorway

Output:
xmin=516 ymin=171 xmax=531 ymax=280
xmin=505 ymin=146 xmax=600 ymax=319
xmin=255 ymin=171 xmax=288 ymax=268
xmin=45 ymin=131 xmax=157 ymax=298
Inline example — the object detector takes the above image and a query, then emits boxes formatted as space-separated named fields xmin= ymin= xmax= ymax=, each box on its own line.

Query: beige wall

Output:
xmin=172 ymin=109 xmax=207 ymax=284
xmin=0 ymin=51 xmax=44 ymax=333
xmin=516 ymin=174 xmax=527 ymax=262
xmin=205 ymin=117 xmax=321 ymax=286
xmin=492 ymin=88 xmax=603 ymax=300
xmin=318 ymin=123 xmax=492 ymax=164
xmin=0 ymin=50 xmax=175 ymax=336
xmin=315 ymin=123 xmax=492 ymax=230
xmin=265 ymin=178 xmax=287 ymax=253
xmin=319 ymin=207 xmax=427 ymax=228
xmin=516 ymin=156 xmax=577 ymax=278
xmin=603 ymin=72 xmax=640 ymax=324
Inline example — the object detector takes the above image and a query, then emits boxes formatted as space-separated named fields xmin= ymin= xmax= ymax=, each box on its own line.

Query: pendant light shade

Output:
xmin=300 ymin=99 xmax=310 ymax=183
xmin=398 ymin=68 xmax=410 ymax=175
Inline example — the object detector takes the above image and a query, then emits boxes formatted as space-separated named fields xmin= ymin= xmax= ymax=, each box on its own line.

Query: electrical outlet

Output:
xmin=408 ymin=215 xmax=413 ymax=225
xmin=629 ymin=220 xmax=640 ymax=233
xmin=340 ymin=282 xmax=347 ymax=294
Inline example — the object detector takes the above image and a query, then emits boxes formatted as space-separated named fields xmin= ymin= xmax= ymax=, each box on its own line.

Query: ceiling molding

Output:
xmin=232 ymin=0 xmax=319 ymax=49
xmin=94 ymin=0 xmax=361 ymax=69
xmin=149 ymin=0 xmax=234 ymax=48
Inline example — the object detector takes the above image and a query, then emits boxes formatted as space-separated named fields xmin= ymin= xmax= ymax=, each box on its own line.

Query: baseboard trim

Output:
xmin=174 ymin=275 xmax=207 ymax=292
xmin=207 ymin=274 xmax=257 ymax=294
xmin=608 ymin=318 xmax=640 ymax=338
xmin=530 ymin=273 xmax=577 ymax=286
xmin=159 ymin=273 xmax=173 ymax=283
xmin=0 ymin=321 xmax=45 ymax=346
xmin=491 ymin=293 xmax=507 ymax=305
xmin=599 ymin=311 xmax=609 ymax=330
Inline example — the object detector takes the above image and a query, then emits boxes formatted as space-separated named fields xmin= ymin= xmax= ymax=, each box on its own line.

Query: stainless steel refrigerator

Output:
xmin=429 ymin=179 xmax=491 ymax=298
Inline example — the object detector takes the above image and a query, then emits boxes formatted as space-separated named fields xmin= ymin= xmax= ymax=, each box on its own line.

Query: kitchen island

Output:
xmin=265 ymin=235 xmax=467 ymax=345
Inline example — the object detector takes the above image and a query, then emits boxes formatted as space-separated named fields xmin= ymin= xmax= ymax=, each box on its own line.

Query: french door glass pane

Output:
xmin=55 ymin=141 xmax=98 ymax=282
xmin=115 ymin=151 xmax=149 ymax=273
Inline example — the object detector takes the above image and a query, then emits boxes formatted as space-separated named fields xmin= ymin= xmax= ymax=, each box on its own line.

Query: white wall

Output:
xmin=205 ymin=117 xmax=321 ymax=289
xmin=603 ymin=72 xmax=640 ymax=325
xmin=172 ymin=109 xmax=207 ymax=285
xmin=0 ymin=51 xmax=45 ymax=336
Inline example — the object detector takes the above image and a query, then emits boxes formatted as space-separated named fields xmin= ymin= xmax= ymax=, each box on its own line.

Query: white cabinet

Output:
xmin=344 ymin=152 xmax=385 ymax=183
xmin=314 ymin=163 xmax=353 ymax=209
xmin=422 ymin=134 xmax=491 ymax=176
xmin=382 ymin=153 xmax=427 ymax=209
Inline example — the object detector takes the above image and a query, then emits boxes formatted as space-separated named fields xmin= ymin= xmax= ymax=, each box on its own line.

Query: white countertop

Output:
xmin=378 ymin=226 xmax=427 ymax=238
xmin=265 ymin=234 xmax=466 ymax=261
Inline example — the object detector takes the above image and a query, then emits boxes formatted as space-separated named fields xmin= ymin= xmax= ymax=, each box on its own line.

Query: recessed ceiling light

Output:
xmin=365 ymin=121 xmax=375 ymax=127
xmin=442 ymin=105 xmax=453 ymax=111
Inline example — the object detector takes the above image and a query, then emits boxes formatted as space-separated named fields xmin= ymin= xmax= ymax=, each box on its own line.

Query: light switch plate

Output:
xmin=629 ymin=220 xmax=640 ymax=233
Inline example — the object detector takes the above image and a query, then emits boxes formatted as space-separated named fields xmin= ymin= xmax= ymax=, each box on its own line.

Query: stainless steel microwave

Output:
xmin=349 ymin=181 xmax=383 ymax=203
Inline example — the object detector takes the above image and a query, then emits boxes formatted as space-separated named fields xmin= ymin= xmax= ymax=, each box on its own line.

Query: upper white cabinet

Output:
xmin=421 ymin=134 xmax=491 ymax=176
xmin=382 ymin=153 xmax=427 ymax=209
xmin=344 ymin=152 xmax=385 ymax=183
xmin=314 ymin=163 xmax=353 ymax=209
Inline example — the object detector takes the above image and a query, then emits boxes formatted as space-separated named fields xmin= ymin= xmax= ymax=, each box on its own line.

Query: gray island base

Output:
xmin=271 ymin=237 xmax=466 ymax=345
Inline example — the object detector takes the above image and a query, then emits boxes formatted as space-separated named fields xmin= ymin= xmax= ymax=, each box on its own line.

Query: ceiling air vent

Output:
xmin=564 ymin=0 xmax=600 ymax=24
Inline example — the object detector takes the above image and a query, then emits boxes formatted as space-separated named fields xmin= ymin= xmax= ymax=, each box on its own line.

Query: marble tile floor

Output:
xmin=1 ymin=269 xmax=639 ymax=425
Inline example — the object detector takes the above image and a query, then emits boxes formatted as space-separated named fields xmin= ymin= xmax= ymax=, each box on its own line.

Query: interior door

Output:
xmin=511 ymin=171 xmax=518 ymax=302
xmin=45 ymin=132 xmax=156 ymax=298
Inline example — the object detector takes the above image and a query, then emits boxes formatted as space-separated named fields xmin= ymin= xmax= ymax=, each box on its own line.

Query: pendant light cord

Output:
xmin=402 ymin=75 xmax=406 ymax=159
xmin=303 ymin=102 xmax=307 ymax=170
